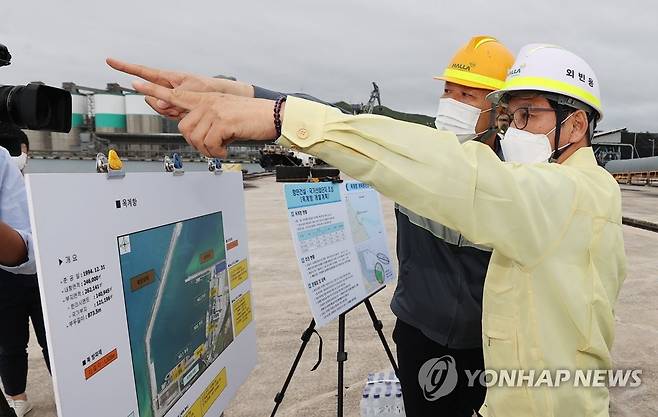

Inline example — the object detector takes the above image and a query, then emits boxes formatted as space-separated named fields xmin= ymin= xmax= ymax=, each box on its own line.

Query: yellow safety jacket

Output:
xmin=278 ymin=97 xmax=627 ymax=417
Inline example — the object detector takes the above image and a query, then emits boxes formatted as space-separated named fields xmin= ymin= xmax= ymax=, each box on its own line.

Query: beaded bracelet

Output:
xmin=274 ymin=96 xmax=287 ymax=137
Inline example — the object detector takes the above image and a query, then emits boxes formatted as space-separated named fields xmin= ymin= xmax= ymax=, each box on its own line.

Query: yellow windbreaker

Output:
xmin=278 ymin=97 xmax=627 ymax=417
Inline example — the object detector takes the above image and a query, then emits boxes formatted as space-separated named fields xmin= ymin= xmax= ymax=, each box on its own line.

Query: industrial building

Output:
xmin=592 ymin=128 xmax=658 ymax=185
xmin=22 ymin=81 xmax=656 ymax=178
xmin=593 ymin=128 xmax=657 ymax=163
xmin=22 ymin=82 xmax=262 ymax=161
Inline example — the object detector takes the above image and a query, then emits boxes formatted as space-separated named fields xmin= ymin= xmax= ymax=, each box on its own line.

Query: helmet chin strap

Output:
xmin=550 ymin=108 xmax=575 ymax=162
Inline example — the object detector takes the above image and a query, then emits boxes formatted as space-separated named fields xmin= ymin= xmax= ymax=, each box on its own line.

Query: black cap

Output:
xmin=0 ymin=44 xmax=11 ymax=67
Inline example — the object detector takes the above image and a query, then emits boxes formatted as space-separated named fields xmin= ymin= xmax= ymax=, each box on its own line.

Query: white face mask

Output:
xmin=500 ymin=113 xmax=575 ymax=163
xmin=434 ymin=98 xmax=490 ymax=143
xmin=500 ymin=128 xmax=553 ymax=163
xmin=11 ymin=152 xmax=28 ymax=172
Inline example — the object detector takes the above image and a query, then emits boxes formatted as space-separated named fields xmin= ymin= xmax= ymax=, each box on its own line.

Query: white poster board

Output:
xmin=26 ymin=171 xmax=256 ymax=417
xmin=284 ymin=181 xmax=394 ymax=327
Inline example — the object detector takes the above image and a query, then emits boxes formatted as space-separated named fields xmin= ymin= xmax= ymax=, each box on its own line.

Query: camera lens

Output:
xmin=0 ymin=83 xmax=71 ymax=132
xmin=0 ymin=85 xmax=20 ymax=124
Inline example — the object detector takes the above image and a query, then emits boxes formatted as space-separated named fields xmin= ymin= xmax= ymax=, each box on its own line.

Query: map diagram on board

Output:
xmin=345 ymin=188 xmax=393 ymax=294
xmin=117 ymin=212 xmax=234 ymax=417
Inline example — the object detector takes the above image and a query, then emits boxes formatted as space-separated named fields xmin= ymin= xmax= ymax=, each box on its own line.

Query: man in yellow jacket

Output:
xmin=111 ymin=43 xmax=626 ymax=417
xmin=110 ymin=36 xmax=516 ymax=416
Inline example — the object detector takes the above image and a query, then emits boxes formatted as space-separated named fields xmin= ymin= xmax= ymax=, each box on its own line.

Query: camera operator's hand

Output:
xmin=106 ymin=58 xmax=255 ymax=119
xmin=132 ymin=81 xmax=278 ymax=158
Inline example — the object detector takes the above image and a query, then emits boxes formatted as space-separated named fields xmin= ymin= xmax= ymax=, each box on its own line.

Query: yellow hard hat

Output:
xmin=434 ymin=36 xmax=515 ymax=91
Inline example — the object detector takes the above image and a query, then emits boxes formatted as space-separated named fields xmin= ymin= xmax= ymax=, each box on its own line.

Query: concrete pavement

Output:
xmin=15 ymin=178 xmax=658 ymax=416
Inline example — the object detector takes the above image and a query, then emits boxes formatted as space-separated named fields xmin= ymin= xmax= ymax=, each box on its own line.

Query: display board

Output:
xmin=285 ymin=181 xmax=394 ymax=327
xmin=26 ymin=171 xmax=256 ymax=417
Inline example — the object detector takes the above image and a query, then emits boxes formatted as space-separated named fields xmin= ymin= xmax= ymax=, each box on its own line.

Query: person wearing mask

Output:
xmin=0 ymin=124 xmax=49 ymax=417
xmin=0 ymin=125 xmax=34 ymax=274
xmin=391 ymin=36 xmax=513 ymax=416
xmin=113 ymin=42 xmax=626 ymax=416
xmin=496 ymin=113 xmax=510 ymax=134
xmin=14 ymin=133 xmax=28 ymax=175
xmin=109 ymin=37 xmax=513 ymax=415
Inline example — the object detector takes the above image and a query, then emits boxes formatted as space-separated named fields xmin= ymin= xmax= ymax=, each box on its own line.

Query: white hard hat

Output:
xmin=487 ymin=44 xmax=603 ymax=121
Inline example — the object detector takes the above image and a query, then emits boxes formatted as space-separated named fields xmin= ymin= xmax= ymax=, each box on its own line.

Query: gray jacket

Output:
xmin=391 ymin=136 xmax=504 ymax=348
xmin=254 ymin=84 xmax=504 ymax=348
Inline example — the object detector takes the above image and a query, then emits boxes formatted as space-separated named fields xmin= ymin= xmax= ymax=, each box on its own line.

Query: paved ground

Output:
xmin=609 ymin=225 xmax=658 ymax=416
xmin=620 ymin=184 xmax=658 ymax=224
xmin=15 ymin=178 xmax=658 ymax=416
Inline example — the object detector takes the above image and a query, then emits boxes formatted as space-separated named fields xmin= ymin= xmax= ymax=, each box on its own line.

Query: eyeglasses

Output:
xmin=504 ymin=107 xmax=556 ymax=130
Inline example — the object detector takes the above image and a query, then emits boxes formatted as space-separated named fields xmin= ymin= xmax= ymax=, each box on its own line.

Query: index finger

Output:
xmin=132 ymin=80 xmax=202 ymax=110
xmin=106 ymin=58 xmax=174 ymax=87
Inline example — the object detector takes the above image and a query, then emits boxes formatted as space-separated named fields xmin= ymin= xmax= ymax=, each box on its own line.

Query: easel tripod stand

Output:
xmin=270 ymin=288 xmax=398 ymax=417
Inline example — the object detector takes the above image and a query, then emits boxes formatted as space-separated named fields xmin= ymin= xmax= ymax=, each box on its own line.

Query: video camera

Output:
xmin=0 ymin=43 xmax=71 ymax=133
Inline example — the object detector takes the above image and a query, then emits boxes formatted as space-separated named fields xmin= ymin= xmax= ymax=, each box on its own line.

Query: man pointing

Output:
xmin=110 ymin=35 xmax=515 ymax=415
xmin=110 ymin=43 xmax=626 ymax=416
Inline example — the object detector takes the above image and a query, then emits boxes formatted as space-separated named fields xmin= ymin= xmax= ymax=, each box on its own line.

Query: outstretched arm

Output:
xmin=123 ymin=80 xmax=578 ymax=265
xmin=106 ymin=58 xmax=255 ymax=118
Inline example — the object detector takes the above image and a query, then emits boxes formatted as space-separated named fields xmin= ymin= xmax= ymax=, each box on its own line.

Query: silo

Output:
xmin=23 ymin=130 xmax=51 ymax=152
xmin=95 ymin=93 xmax=126 ymax=133
xmin=605 ymin=156 xmax=658 ymax=173
xmin=125 ymin=94 xmax=163 ymax=134
xmin=163 ymin=117 xmax=180 ymax=134
xmin=51 ymin=93 xmax=86 ymax=151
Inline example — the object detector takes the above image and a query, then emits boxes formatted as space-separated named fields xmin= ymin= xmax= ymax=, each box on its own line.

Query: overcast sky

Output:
xmin=2 ymin=0 xmax=656 ymax=132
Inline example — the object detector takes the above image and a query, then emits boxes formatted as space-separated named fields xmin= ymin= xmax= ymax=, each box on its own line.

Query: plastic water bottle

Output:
xmin=371 ymin=387 xmax=383 ymax=415
xmin=363 ymin=369 xmax=406 ymax=416
xmin=394 ymin=391 xmax=405 ymax=416
xmin=388 ymin=370 xmax=396 ymax=382
xmin=360 ymin=392 xmax=371 ymax=417
xmin=383 ymin=386 xmax=394 ymax=417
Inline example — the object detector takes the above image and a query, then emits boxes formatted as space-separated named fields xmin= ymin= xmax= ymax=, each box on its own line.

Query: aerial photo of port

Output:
xmin=117 ymin=212 xmax=234 ymax=417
